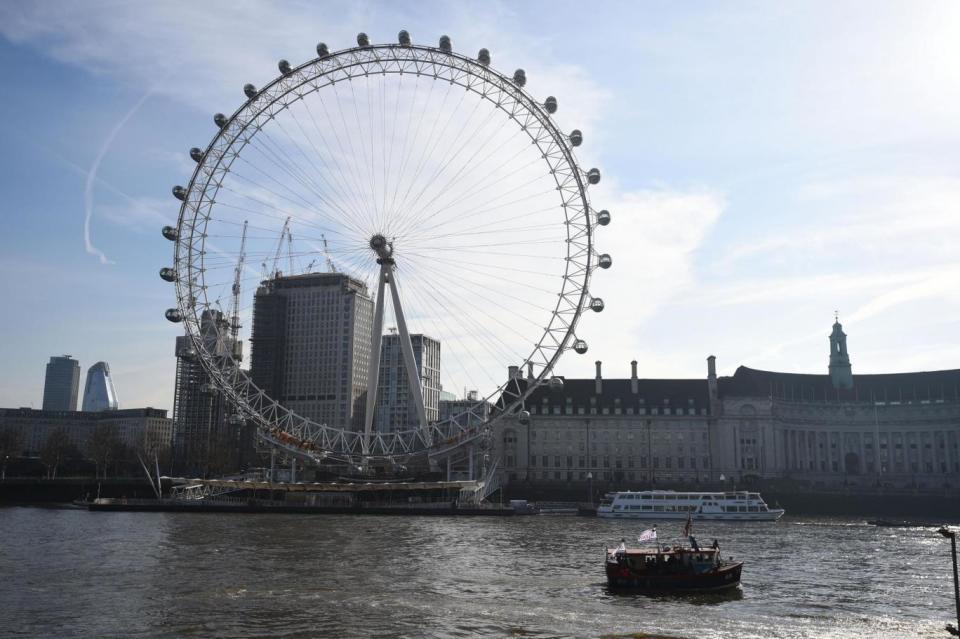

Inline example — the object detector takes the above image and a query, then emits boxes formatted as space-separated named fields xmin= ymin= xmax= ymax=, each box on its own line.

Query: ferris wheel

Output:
xmin=161 ymin=31 xmax=612 ymax=468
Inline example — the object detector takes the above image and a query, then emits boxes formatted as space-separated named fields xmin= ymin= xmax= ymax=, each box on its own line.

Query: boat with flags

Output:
xmin=605 ymin=515 xmax=743 ymax=592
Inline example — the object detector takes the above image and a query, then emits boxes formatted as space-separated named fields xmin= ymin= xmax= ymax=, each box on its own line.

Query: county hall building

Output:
xmin=494 ymin=320 xmax=960 ymax=493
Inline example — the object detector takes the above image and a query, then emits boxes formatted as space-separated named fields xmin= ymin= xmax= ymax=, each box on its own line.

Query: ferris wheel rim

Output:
xmin=170 ymin=37 xmax=601 ymax=462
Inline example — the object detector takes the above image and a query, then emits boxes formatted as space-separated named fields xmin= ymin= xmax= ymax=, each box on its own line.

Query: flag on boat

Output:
xmin=637 ymin=527 xmax=657 ymax=543
xmin=682 ymin=512 xmax=693 ymax=537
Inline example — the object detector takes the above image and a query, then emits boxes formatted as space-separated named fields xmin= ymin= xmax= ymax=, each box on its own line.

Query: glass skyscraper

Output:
xmin=81 ymin=361 xmax=119 ymax=411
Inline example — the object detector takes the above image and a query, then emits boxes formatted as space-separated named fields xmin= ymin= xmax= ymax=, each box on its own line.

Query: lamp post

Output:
xmin=2 ymin=455 xmax=8 ymax=481
xmin=939 ymin=526 xmax=960 ymax=637
xmin=587 ymin=472 xmax=593 ymax=507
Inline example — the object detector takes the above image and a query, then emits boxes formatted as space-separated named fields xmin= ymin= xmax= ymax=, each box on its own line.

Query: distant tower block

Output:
xmin=43 ymin=355 xmax=81 ymax=411
xmin=82 ymin=361 xmax=119 ymax=411
xmin=828 ymin=316 xmax=853 ymax=389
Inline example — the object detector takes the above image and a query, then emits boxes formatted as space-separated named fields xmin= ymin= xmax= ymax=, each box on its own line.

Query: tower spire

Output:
xmin=828 ymin=315 xmax=853 ymax=389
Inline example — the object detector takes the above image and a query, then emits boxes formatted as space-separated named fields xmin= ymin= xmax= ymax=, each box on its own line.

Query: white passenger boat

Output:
xmin=596 ymin=490 xmax=784 ymax=521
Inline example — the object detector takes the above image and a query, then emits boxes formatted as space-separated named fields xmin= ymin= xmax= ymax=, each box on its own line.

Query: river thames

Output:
xmin=0 ymin=506 xmax=954 ymax=638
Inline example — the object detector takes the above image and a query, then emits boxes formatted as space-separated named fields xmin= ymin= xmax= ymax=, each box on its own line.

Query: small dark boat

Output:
xmin=605 ymin=543 xmax=742 ymax=593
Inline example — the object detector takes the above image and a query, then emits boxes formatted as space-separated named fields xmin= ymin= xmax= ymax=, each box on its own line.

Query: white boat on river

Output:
xmin=596 ymin=490 xmax=785 ymax=521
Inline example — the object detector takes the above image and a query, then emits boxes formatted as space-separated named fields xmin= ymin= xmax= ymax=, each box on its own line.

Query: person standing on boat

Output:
xmin=616 ymin=538 xmax=627 ymax=554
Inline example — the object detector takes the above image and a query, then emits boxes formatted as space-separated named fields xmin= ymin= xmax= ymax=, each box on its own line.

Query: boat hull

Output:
xmin=605 ymin=561 xmax=743 ymax=593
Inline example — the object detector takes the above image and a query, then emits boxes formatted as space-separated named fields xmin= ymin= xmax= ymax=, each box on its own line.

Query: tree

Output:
xmin=87 ymin=424 xmax=121 ymax=479
xmin=0 ymin=428 xmax=23 ymax=480
xmin=39 ymin=427 xmax=75 ymax=479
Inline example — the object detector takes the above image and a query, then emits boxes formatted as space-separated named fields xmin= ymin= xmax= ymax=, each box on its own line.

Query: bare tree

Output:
xmin=87 ymin=424 xmax=121 ymax=479
xmin=39 ymin=428 xmax=74 ymax=479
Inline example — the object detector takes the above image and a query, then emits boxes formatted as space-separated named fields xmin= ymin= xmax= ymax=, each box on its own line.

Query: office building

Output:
xmin=172 ymin=309 xmax=252 ymax=475
xmin=251 ymin=273 xmax=373 ymax=430
xmin=81 ymin=361 xmax=119 ymax=411
xmin=42 ymin=355 xmax=80 ymax=411
xmin=374 ymin=333 xmax=441 ymax=432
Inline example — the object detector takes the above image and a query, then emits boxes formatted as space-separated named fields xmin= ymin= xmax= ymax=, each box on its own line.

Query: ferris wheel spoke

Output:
xmin=390 ymin=109 xmax=513 ymax=239
xmin=390 ymin=81 xmax=466 ymax=224
xmin=249 ymin=127 xmax=341 ymax=208
xmin=395 ymin=275 xmax=501 ymax=392
xmin=308 ymin=91 xmax=379 ymax=228
xmin=385 ymin=77 xmax=435 ymax=228
xmin=234 ymin=142 xmax=368 ymax=242
xmin=328 ymin=81 xmax=380 ymax=232
xmin=342 ymin=79 xmax=383 ymax=231
xmin=395 ymin=146 xmax=543 ymax=240
xmin=416 ymin=217 xmax=558 ymax=242
xmin=401 ymin=259 xmax=542 ymax=347
xmin=285 ymin=107 xmax=371 ymax=224
xmin=215 ymin=185 xmax=365 ymax=244
xmin=397 ymin=276 xmax=532 ymax=390
xmin=257 ymin=120 xmax=372 ymax=236
xmin=402 ymin=253 xmax=561 ymax=308
xmin=392 ymin=97 xmax=495 ymax=233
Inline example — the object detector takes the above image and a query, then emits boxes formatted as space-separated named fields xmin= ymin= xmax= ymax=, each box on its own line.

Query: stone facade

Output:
xmin=0 ymin=407 xmax=172 ymax=457
xmin=494 ymin=322 xmax=960 ymax=492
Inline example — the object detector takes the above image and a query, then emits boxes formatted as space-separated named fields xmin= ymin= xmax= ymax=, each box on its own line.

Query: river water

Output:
xmin=0 ymin=506 xmax=954 ymax=638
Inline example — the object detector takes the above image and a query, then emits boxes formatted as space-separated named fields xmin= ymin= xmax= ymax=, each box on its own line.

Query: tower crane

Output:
xmin=264 ymin=216 xmax=292 ymax=280
xmin=229 ymin=220 xmax=248 ymax=352
xmin=321 ymin=234 xmax=338 ymax=272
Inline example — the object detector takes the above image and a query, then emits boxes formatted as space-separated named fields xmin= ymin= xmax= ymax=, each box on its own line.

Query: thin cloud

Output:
xmin=83 ymin=87 xmax=156 ymax=264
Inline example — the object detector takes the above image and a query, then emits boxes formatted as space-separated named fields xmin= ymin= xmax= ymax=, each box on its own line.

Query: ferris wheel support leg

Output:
xmin=363 ymin=266 xmax=388 ymax=456
xmin=468 ymin=446 xmax=474 ymax=481
xmin=387 ymin=268 xmax=431 ymax=441
xmin=270 ymin=447 xmax=276 ymax=483
xmin=290 ymin=457 xmax=296 ymax=483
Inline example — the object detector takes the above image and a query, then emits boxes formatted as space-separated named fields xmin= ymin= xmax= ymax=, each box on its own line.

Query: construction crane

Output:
xmin=286 ymin=225 xmax=294 ymax=276
xmin=229 ymin=220 xmax=248 ymax=351
xmin=321 ymin=234 xmax=338 ymax=272
xmin=263 ymin=216 xmax=292 ymax=280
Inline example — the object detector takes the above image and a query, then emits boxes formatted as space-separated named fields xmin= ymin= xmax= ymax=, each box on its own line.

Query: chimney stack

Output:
xmin=508 ymin=365 xmax=519 ymax=381
xmin=707 ymin=355 xmax=718 ymax=401
xmin=631 ymin=360 xmax=638 ymax=394
xmin=595 ymin=360 xmax=603 ymax=394
xmin=527 ymin=361 xmax=534 ymax=381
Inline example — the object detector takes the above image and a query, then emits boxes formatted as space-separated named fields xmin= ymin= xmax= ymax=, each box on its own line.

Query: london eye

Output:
xmin=161 ymin=31 xmax=611 ymax=473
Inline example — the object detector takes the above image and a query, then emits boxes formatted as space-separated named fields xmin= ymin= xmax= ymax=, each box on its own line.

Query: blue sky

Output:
xmin=1 ymin=1 xmax=959 ymax=411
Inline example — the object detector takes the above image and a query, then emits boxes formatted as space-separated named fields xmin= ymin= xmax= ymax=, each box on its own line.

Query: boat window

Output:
xmin=642 ymin=505 xmax=652 ymax=511
xmin=641 ymin=494 xmax=651 ymax=499
xmin=654 ymin=506 xmax=664 ymax=512
xmin=749 ymin=506 xmax=759 ymax=512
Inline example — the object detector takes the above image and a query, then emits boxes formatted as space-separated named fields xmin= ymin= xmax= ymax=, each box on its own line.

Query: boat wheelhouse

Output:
xmin=596 ymin=490 xmax=784 ymax=521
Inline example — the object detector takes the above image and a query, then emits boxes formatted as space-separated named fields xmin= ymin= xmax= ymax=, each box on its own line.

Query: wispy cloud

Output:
xmin=83 ymin=87 xmax=156 ymax=264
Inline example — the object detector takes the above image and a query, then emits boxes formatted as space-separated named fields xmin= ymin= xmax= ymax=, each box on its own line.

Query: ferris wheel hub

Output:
xmin=369 ymin=234 xmax=394 ymax=261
